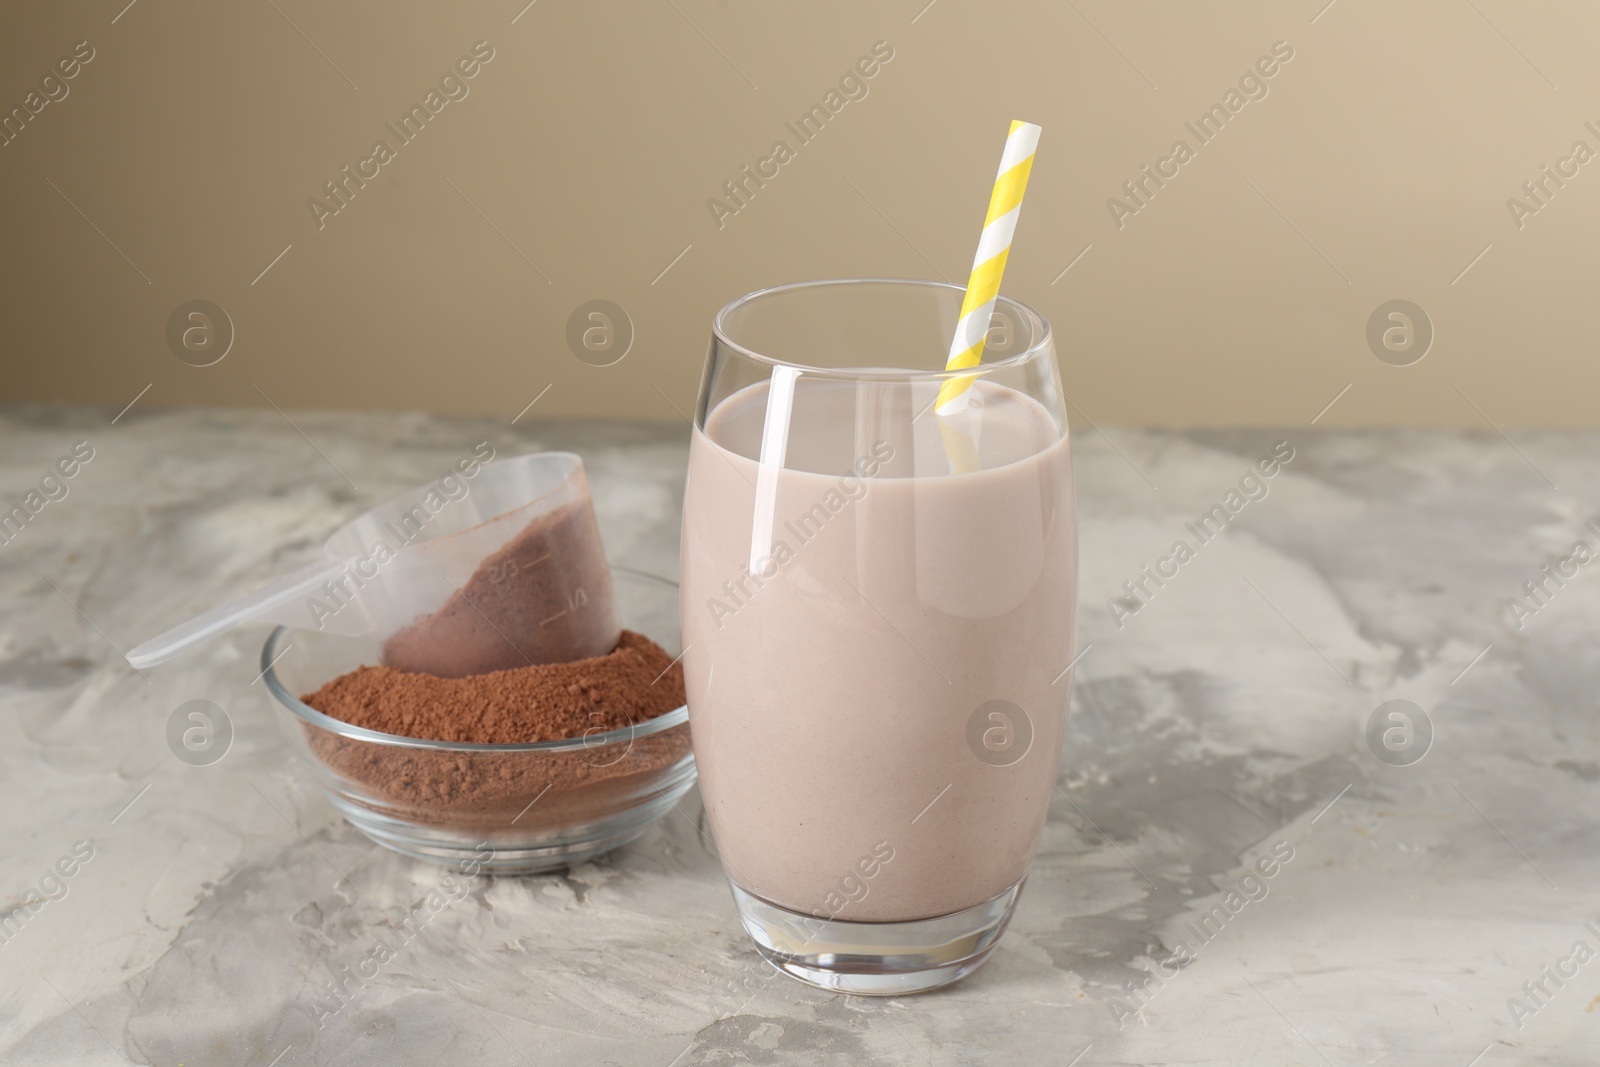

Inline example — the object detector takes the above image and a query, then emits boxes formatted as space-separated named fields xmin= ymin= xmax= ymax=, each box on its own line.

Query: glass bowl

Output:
xmin=261 ymin=566 xmax=696 ymax=874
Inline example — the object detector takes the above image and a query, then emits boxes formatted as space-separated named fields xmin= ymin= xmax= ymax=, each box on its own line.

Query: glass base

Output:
xmin=729 ymin=878 xmax=1025 ymax=995
xmin=326 ymin=776 xmax=696 ymax=875
xmin=345 ymin=812 xmax=654 ymax=874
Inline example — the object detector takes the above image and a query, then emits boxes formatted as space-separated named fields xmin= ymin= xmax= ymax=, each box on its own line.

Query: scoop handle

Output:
xmin=126 ymin=556 xmax=365 ymax=669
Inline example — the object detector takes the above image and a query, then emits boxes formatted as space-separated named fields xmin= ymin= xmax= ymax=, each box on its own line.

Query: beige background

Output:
xmin=0 ymin=0 xmax=1592 ymax=426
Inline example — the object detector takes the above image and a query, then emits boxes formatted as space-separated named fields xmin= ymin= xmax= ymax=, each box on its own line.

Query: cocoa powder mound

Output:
xmin=299 ymin=630 xmax=691 ymax=832
xmin=380 ymin=498 xmax=619 ymax=678
xmin=305 ymin=630 xmax=680 ymax=743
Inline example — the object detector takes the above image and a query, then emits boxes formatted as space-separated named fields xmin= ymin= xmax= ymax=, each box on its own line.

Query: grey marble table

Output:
xmin=0 ymin=407 xmax=1594 ymax=1066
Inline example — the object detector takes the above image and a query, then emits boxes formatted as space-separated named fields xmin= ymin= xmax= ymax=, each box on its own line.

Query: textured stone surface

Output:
xmin=0 ymin=407 xmax=1594 ymax=1065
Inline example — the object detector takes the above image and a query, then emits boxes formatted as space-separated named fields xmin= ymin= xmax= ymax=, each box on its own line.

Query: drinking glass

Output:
xmin=681 ymin=278 xmax=1078 ymax=994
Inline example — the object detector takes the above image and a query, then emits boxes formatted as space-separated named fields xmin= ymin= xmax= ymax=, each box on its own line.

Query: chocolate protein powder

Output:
xmin=381 ymin=497 xmax=620 ymax=678
xmin=307 ymin=630 xmax=682 ymax=743
xmin=301 ymin=630 xmax=690 ymax=833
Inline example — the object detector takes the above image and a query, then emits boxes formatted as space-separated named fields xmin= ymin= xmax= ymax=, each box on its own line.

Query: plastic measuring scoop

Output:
xmin=127 ymin=452 xmax=620 ymax=676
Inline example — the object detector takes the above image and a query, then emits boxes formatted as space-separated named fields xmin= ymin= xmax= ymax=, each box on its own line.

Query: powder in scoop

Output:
xmin=381 ymin=497 xmax=619 ymax=678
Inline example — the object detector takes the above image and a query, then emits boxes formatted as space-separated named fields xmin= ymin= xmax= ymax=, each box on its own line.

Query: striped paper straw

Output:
xmin=936 ymin=120 xmax=1042 ymax=415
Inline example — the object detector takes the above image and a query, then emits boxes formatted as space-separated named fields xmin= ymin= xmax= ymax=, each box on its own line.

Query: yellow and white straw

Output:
xmin=936 ymin=119 xmax=1042 ymax=415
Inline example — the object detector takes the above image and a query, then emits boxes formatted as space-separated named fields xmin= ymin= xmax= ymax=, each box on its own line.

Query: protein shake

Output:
xmin=682 ymin=377 xmax=1077 ymax=922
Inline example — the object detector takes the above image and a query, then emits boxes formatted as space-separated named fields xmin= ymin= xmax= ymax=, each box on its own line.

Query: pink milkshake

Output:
xmin=682 ymin=278 xmax=1076 ymax=993
xmin=684 ymin=378 xmax=1076 ymax=922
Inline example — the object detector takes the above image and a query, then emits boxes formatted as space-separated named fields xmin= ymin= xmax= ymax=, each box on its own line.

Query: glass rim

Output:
xmin=260 ymin=566 xmax=690 ymax=753
xmin=711 ymin=277 xmax=1053 ymax=381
